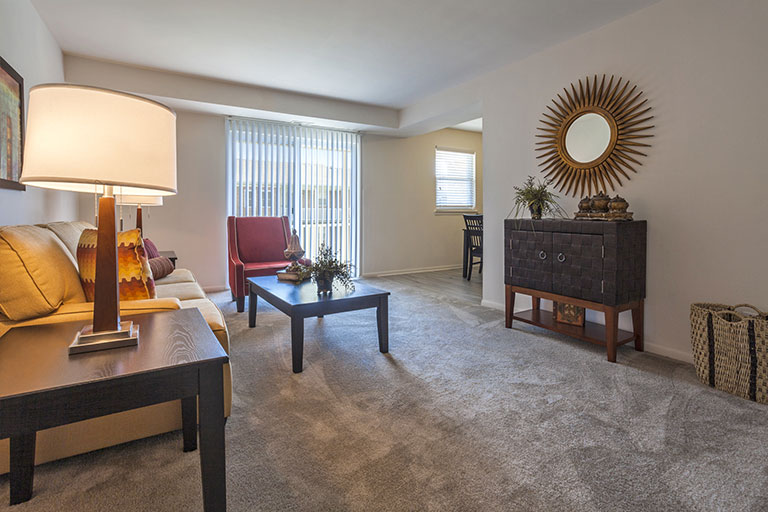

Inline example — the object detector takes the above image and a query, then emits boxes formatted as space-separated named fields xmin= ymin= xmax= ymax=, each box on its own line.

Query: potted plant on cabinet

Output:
xmin=509 ymin=175 xmax=567 ymax=219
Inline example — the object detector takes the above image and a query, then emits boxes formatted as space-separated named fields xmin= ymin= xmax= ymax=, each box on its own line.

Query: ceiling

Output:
xmin=32 ymin=0 xmax=659 ymax=109
xmin=452 ymin=118 xmax=483 ymax=132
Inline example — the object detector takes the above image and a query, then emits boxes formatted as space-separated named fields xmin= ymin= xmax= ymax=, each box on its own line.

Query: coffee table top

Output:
xmin=0 ymin=308 xmax=228 ymax=400
xmin=248 ymin=276 xmax=389 ymax=308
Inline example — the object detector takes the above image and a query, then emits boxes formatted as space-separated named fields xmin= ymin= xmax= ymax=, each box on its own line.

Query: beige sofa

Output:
xmin=0 ymin=221 xmax=232 ymax=475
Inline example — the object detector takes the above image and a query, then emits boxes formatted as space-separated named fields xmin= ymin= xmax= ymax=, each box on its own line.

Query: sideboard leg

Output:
xmin=632 ymin=300 xmax=644 ymax=352
xmin=531 ymin=297 xmax=540 ymax=310
xmin=505 ymin=286 xmax=515 ymax=328
xmin=605 ymin=307 xmax=618 ymax=362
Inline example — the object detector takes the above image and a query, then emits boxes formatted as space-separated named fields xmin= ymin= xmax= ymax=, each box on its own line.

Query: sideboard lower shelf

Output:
xmin=512 ymin=309 xmax=636 ymax=348
xmin=505 ymin=285 xmax=644 ymax=362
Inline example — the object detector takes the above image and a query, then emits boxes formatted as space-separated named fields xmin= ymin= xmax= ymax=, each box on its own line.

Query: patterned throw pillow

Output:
xmin=148 ymin=256 xmax=174 ymax=280
xmin=77 ymin=228 xmax=156 ymax=302
xmin=143 ymin=237 xmax=160 ymax=259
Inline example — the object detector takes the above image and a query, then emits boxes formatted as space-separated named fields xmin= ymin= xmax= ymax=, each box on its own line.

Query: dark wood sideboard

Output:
xmin=504 ymin=219 xmax=646 ymax=362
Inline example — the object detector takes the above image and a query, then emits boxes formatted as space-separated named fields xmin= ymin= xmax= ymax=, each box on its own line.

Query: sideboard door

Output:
xmin=552 ymin=233 xmax=604 ymax=302
xmin=507 ymin=230 xmax=553 ymax=292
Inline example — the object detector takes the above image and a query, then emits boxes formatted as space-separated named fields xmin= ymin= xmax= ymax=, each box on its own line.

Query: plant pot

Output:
xmin=529 ymin=204 xmax=543 ymax=220
xmin=316 ymin=275 xmax=334 ymax=295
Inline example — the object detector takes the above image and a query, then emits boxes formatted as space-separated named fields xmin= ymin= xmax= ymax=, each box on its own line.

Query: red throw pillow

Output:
xmin=143 ymin=238 xmax=160 ymax=259
xmin=148 ymin=256 xmax=174 ymax=280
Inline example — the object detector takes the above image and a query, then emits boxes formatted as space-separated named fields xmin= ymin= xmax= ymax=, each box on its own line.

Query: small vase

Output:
xmin=529 ymin=204 xmax=543 ymax=220
xmin=316 ymin=275 xmax=334 ymax=295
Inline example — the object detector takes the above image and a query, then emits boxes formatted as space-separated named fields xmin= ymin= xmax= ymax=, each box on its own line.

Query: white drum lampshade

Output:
xmin=115 ymin=195 xmax=164 ymax=206
xmin=21 ymin=84 xmax=177 ymax=196
xmin=20 ymin=84 xmax=177 ymax=352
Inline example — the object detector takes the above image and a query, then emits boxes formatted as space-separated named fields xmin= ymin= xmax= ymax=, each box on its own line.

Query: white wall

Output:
xmin=362 ymin=129 xmax=483 ymax=275
xmin=78 ymin=111 xmax=227 ymax=291
xmin=470 ymin=0 xmax=767 ymax=362
xmin=0 ymin=0 xmax=77 ymax=225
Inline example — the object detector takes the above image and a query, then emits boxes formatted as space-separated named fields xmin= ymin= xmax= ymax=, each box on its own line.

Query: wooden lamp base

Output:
xmin=69 ymin=192 xmax=139 ymax=355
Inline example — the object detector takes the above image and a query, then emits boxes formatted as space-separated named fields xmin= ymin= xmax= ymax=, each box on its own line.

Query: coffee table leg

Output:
xmin=181 ymin=396 xmax=198 ymax=452
xmin=248 ymin=287 xmax=258 ymax=328
xmin=291 ymin=315 xmax=304 ymax=373
xmin=377 ymin=296 xmax=389 ymax=353
xmin=198 ymin=363 xmax=226 ymax=512
xmin=10 ymin=433 xmax=35 ymax=505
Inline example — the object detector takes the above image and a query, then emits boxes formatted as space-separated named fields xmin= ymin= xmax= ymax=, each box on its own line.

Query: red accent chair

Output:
xmin=228 ymin=216 xmax=294 ymax=312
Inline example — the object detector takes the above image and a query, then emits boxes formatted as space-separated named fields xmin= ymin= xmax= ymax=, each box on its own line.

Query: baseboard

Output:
xmin=643 ymin=342 xmax=694 ymax=364
xmin=364 ymin=264 xmax=462 ymax=278
xmin=480 ymin=299 xmax=505 ymax=311
xmin=203 ymin=285 xmax=229 ymax=293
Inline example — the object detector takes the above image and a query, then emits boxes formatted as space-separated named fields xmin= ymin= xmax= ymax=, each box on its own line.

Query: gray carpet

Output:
xmin=3 ymin=270 xmax=768 ymax=511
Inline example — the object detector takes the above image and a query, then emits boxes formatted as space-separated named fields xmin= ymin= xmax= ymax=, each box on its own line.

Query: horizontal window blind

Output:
xmin=226 ymin=119 xmax=361 ymax=274
xmin=435 ymin=148 xmax=476 ymax=210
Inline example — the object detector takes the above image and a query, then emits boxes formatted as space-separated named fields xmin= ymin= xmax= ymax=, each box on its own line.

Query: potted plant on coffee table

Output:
xmin=310 ymin=243 xmax=354 ymax=295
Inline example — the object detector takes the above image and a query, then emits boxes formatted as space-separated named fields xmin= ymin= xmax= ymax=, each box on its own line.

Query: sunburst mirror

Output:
xmin=536 ymin=74 xmax=654 ymax=197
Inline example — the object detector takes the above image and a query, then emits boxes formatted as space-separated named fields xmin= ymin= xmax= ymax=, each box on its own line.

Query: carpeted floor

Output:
xmin=3 ymin=270 xmax=768 ymax=511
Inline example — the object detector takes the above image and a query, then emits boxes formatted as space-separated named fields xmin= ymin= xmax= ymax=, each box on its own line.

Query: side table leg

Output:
xmin=632 ymin=300 xmax=645 ymax=352
xmin=291 ymin=316 xmax=304 ymax=373
xmin=605 ymin=307 xmax=619 ymax=363
xmin=505 ymin=286 xmax=515 ymax=328
xmin=531 ymin=297 xmax=541 ymax=310
xmin=248 ymin=287 xmax=258 ymax=328
xmin=182 ymin=396 xmax=198 ymax=452
xmin=198 ymin=364 xmax=226 ymax=512
xmin=377 ymin=296 xmax=389 ymax=353
xmin=10 ymin=433 xmax=35 ymax=505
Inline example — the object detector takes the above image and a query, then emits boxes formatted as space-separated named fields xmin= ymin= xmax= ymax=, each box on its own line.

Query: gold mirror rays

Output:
xmin=536 ymin=74 xmax=654 ymax=197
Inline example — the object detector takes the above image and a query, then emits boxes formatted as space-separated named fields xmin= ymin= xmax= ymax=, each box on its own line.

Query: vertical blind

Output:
xmin=226 ymin=118 xmax=361 ymax=274
xmin=435 ymin=147 xmax=476 ymax=210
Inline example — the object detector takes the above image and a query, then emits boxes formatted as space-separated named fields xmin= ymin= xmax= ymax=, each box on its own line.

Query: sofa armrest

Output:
xmin=0 ymin=298 xmax=182 ymax=338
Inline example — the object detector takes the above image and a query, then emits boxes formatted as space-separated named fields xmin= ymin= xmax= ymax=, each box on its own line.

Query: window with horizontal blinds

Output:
xmin=226 ymin=119 xmax=361 ymax=274
xmin=435 ymin=148 xmax=476 ymax=210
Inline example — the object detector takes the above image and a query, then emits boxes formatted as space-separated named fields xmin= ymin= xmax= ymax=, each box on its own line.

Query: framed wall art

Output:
xmin=0 ymin=56 xmax=25 ymax=191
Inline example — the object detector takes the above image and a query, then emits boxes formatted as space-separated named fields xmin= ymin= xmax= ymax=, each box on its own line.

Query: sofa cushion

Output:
xmin=77 ymin=228 xmax=156 ymax=301
xmin=155 ymin=268 xmax=197 ymax=285
xmin=244 ymin=260 xmax=291 ymax=272
xmin=179 ymin=298 xmax=229 ymax=353
xmin=42 ymin=221 xmax=95 ymax=264
xmin=0 ymin=225 xmax=86 ymax=321
xmin=156 ymin=281 xmax=206 ymax=301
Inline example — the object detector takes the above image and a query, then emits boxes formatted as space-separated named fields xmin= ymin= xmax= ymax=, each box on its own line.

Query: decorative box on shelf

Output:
xmin=503 ymin=218 xmax=646 ymax=362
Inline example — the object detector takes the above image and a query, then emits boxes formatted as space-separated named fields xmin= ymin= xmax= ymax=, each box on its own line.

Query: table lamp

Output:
xmin=20 ymin=84 xmax=176 ymax=353
xmin=115 ymin=194 xmax=164 ymax=235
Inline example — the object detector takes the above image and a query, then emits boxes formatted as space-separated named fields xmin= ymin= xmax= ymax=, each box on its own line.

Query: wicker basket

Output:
xmin=691 ymin=303 xmax=768 ymax=403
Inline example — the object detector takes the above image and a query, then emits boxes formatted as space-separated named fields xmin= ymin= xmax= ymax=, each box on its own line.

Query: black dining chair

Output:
xmin=463 ymin=214 xmax=483 ymax=281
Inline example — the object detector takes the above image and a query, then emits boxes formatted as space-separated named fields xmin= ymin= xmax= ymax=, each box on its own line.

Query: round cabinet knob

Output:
xmin=539 ymin=250 xmax=547 ymax=260
xmin=557 ymin=253 xmax=566 ymax=263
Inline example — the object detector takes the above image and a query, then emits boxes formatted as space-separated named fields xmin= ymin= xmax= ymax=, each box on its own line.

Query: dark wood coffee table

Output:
xmin=0 ymin=309 xmax=228 ymax=510
xmin=247 ymin=277 xmax=390 ymax=373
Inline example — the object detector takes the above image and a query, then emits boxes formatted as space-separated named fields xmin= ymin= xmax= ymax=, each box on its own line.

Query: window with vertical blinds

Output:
xmin=435 ymin=147 xmax=476 ymax=210
xmin=226 ymin=119 xmax=361 ymax=274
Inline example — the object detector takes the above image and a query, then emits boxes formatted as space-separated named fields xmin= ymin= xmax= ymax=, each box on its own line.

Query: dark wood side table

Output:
xmin=247 ymin=276 xmax=390 ymax=373
xmin=0 ymin=309 xmax=228 ymax=510
xmin=159 ymin=250 xmax=178 ymax=268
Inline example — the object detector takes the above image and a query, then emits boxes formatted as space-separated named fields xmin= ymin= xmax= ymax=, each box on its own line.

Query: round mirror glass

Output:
xmin=564 ymin=113 xmax=612 ymax=163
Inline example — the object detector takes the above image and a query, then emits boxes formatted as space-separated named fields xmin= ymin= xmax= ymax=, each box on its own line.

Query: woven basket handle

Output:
xmin=733 ymin=304 xmax=768 ymax=318
xmin=714 ymin=306 xmax=766 ymax=323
